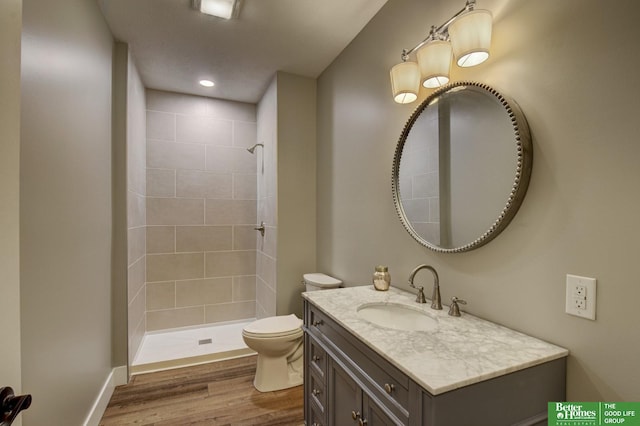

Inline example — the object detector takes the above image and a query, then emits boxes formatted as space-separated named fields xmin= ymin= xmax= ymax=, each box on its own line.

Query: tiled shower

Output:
xmin=129 ymin=89 xmax=267 ymax=367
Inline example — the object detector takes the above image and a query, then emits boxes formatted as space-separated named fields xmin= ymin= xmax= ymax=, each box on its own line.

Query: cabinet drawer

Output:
xmin=309 ymin=370 xmax=326 ymax=413
xmin=307 ymin=303 xmax=410 ymax=415
xmin=308 ymin=334 xmax=327 ymax=379
xmin=308 ymin=400 xmax=326 ymax=426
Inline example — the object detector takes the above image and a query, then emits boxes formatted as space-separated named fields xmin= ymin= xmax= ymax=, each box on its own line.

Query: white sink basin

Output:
xmin=357 ymin=303 xmax=438 ymax=332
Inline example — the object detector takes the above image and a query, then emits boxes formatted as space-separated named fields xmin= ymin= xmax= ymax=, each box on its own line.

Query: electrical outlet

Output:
xmin=565 ymin=274 xmax=596 ymax=320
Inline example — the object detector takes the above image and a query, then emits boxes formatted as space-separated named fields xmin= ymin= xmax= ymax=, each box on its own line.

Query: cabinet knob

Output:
xmin=312 ymin=355 xmax=321 ymax=362
xmin=312 ymin=388 xmax=321 ymax=396
xmin=312 ymin=319 xmax=324 ymax=326
xmin=351 ymin=410 xmax=361 ymax=420
xmin=358 ymin=419 xmax=368 ymax=426
xmin=384 ymin=383 xmax=395 ymax=394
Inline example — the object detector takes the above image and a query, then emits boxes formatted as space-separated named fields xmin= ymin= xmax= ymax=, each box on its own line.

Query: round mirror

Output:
xmin=392 ymin=82 xmax=532 ymax=253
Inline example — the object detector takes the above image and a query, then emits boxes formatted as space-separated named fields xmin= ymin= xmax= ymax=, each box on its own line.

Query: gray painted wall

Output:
xmin=20 ymin=0 xmax=115 ymax=423
xmin=317 ymin=0 xmax=640 ymax=400
xmin=275 ymin=72 xmax=317 ymax=318
xmin=0 ymin=0 xmax=23 ymax=410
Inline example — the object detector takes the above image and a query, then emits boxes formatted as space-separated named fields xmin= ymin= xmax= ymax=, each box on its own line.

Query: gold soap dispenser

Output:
xmin=373 ymin=265 xmax=391 ymax=291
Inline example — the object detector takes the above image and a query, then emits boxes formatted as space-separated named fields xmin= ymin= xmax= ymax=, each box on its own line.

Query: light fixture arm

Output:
xmin=401 ymin=0 xmax=476 ymax=59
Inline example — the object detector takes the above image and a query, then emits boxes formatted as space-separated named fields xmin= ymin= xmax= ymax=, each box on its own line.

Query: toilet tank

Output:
xmin=303 ymin=273 xmax=342 ymax=292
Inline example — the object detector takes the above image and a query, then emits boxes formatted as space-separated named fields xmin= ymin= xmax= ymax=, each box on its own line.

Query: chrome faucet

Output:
xmin=407 ymin=264 xmax=442 ymax=310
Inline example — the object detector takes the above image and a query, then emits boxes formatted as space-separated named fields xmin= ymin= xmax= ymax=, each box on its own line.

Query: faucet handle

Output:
xmin=448 ymin=296 xmax=467 ymax=317
xmin=415 ymin=287 xmax=427 ymax=304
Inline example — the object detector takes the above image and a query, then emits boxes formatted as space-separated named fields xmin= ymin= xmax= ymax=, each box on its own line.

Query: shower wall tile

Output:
xmin=205 ymin=199 xmax=256 ymax=225
xmin=233 ymin=174 xmax=257 ymax=200
xmin=147 ymin=198 xmax=204 ymax=225
xmin=146 ymin=226 xmax=175 ymax=254
xmin=233 ymin=226 xmax=257 ymax=250
xmin=175 ymin=277 xmax=233 ymax=307
xmin=261 ymin=225 xmax=277 ymax=258
xmin=128 ymin=287 xmax=146 ymax=351
xmin=206 ymin=146 xmax=257 ymax=174
xmin=128 ymin=226 xmax=146 ymax=265
xmin=147 ymin=169 xmax=176 ymax=197
xmin=146 ymin=111 xmax=175 ymax=141
xmin=205 ymin=99 xmax=256 ymax=122
xmin=176 ymin=170 xmax=232 ymax=199
xmin=204 ymin=301 xmax=256 ymax=323
xmin=256 ymin=277 xmax=276 ymax=318
xmin=146 ymin=253 xmax=204 ymax=282
xmin=175 ymin=226 xmax=232 ymax=252
xmin=233 ymin=275 xmax=256 ymax=302
xmin=146 ymin=306 xmax=204 ymax=332
xmin=129 ymin=314 xmax=145 ymax=366
xmin=147 ymin=90 xmax=209 ymax=116
xmin=128 ymin=190 xmax=146 ymax=228
xmin=147 ymin=140 xmax=206 ymax=170
xmin=128 ymin=256 xmax=146 ymax=303
xmin=233 ymin=121 xmax=258 ymax=148
xmin=205 ymin=250 xmax=256 ymax=277
xmin=257 ymin=252 xmax=276 ymax=291
xmin=176 ymin=115 xmax=232 ymax=145
xmin=146 ymin=281 xmax=175 ymax=310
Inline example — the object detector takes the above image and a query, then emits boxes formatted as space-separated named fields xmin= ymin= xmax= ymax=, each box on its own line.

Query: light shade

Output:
xmin=199 ymin=0 xmax=236 ymax=19
xmin=390 ymin=61 xmax=420 ymax=104
xmin=448 ymin=9 xmax=492 ymax=67
xmin=417 ymin=40 xmax=453 ymax=88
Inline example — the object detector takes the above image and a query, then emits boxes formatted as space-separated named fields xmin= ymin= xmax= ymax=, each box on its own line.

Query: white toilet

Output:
xmin=242 ymin=273 xmax=342 ymax=392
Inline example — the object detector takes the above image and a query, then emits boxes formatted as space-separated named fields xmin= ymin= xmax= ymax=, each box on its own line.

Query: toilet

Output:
xmin=242 ymin=273 xmax=342 ymax=392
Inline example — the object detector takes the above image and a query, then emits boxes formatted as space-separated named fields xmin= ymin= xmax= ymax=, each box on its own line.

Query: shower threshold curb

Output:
xmin=130 ymin=347 xmax=256 ymax=375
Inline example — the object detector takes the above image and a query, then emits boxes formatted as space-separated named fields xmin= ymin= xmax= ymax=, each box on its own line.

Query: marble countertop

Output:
xmin=302 ymin=285 xmax=568 ymax=395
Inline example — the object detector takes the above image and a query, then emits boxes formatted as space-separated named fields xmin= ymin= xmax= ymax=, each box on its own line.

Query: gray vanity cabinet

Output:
xmin=304 ymin=299 xmax=567 ymax=426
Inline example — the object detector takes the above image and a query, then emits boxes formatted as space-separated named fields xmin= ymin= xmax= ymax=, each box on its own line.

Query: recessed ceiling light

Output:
xmin=193 ymin=0 xmax=240 ymax=20
xmin=199 ymin=79 xmax=215 ymax=87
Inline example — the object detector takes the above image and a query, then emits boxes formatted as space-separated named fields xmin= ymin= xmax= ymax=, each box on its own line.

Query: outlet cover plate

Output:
xmin=565 ymin=274 xmax=596 ymax=320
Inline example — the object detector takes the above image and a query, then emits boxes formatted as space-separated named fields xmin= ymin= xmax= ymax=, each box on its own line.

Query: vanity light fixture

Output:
xmin=192 ymin=0 xmax=241 ymax=20
xmin=390 ymin=0 xmax=492 ymax=104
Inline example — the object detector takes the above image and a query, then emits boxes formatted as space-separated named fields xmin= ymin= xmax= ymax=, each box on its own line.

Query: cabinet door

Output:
xmin=363 ymin=393 xmax=405 ymax=426
xmin=328 ymin=359 xmax=362 ymax=426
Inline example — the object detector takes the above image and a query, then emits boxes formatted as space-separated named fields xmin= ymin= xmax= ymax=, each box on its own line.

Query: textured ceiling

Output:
xmin=99 ymin=0 xmax=388 ymax=103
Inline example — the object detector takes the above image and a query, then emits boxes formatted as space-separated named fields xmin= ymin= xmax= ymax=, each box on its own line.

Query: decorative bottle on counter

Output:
xmin=373 ymin=265 xmax=391 ymax=291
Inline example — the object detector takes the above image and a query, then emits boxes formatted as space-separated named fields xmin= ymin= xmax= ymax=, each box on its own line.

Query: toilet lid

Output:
xmin=243 ymin=314 xmax=303 ymax=337
xmin=303 ymin=273 xmax=342 ymax=287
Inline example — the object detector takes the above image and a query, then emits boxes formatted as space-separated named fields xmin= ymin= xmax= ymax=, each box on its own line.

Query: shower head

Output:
xmin=247 ymin=143 xmax=264 ymax=154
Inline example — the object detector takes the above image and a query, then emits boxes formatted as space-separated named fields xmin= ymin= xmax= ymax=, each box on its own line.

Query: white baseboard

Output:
xmin=83 ymin=365 xmax=127 ymax=426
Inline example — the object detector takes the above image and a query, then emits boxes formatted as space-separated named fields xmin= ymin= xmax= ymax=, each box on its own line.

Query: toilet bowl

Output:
xmin=242 ymin=314 xmax=304 ymax=392
xmin=242 ymin=273 xmax=342 ymax=392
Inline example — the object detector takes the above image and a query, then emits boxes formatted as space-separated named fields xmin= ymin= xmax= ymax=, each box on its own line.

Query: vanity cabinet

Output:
xmin=304 ymin=299 xmax=566 ymax=426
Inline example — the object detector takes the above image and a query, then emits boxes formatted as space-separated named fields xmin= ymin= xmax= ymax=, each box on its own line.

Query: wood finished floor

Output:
xmin=100 ymin=355 xmax=303 ymax=426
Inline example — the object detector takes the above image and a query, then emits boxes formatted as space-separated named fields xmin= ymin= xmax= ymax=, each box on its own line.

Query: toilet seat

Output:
xmin=242 ymin=314 xmax=303 ymax=338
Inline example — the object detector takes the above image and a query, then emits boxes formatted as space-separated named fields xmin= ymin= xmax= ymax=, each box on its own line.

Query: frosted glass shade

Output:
xmin=417 ymin=40 xmax=453 ymax=88
xmin=448 ymin=9 xmax=492 ymax=67
xmin=390 ymin=61 xmax=420 ymax=104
